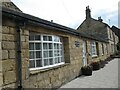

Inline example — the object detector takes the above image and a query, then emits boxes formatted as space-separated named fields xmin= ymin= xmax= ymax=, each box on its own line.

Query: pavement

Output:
xmin=59 ymin=58 xmax=119 ymax=89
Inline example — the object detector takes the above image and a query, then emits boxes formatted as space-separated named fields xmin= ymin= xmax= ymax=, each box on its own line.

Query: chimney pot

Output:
xmin=86 ymin=6 xmax=91 ymax=19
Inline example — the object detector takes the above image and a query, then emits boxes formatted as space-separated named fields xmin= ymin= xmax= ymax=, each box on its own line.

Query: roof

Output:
xmin=2 ymin=3 xmax=108 ymax=43
xmin=2 ymin=1 xmax=22 ymax=12
xmin=77 ymin=17 xmax=110 ymax=41
xmin=111 ymin=26 xmax=120 ymax=41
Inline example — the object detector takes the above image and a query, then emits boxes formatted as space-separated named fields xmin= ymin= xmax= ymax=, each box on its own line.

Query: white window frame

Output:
xmin=91 ymin=41 xmax=97 ymax=57
xmin=29 ymin=33 xmax=64 ymax=71
xmin=101 ymin=43 xmax=104 ymax=55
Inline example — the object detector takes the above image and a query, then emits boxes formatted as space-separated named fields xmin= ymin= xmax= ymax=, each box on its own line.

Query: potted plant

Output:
xmin=90 ymin=61 xmax=100 ymax=70
xmin=99 ymin=60 xmax=105 ymax=68
xmin=81 ymin=65 xmax=92 ymax=76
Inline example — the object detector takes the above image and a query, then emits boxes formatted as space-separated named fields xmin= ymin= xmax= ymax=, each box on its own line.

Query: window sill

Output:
xmin=92 ymin=55 xmax=98 ymax=58
xmin=30 ymin=63 xmax=70 ymax=75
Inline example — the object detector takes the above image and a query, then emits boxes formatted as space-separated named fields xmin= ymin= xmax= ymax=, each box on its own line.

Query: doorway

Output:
xmin=82 ymin=40 xmax=87 ymax=66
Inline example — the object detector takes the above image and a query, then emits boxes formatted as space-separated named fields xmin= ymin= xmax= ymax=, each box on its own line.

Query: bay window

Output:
xmin=29 ymin=34 xmax=64 ymax=70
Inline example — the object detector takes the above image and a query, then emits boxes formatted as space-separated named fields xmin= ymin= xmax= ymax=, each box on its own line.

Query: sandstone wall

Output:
xmin=2 ymin=18 xmax=113 ymax=89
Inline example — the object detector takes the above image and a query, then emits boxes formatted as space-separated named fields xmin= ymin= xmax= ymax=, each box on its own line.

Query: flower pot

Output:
xmin=90 ymin=61 xmax=100 ymax=70
xmin=81 ymin=65 xmax=92 ymax=76
xmin=99 ymin=60 xmax=105 ymax=68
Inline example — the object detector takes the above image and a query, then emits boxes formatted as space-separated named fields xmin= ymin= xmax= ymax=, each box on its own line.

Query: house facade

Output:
xmin=77 ymin=6 xmax=118 ymax=54
xmin=0 ymin=2 xmax=119 ymax=89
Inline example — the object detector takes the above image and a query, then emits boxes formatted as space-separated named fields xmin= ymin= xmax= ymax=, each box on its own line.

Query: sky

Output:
xmin=11 ymin=0 xmax=119 ymax=29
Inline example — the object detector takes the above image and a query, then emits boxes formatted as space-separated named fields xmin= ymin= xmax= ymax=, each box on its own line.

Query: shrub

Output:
xmin=90 ymin=61 xmax=100 ymax=70
xmin=81 ymin=65 xmax=92 ymax=76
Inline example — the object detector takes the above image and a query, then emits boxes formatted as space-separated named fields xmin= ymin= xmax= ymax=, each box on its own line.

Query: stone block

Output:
xmin=2 ymin=41 xmax=16 ymax=50
xmin=24 ymin=30 xmax=29 ymax=36
xmin=0 ymin=61 xmax=2 ymax=72
xmin=25 ymin=36 xmax=29 ymax=42
xmin=0 ymin=33 xmax=2 ymax=41
xmin=3 ymin=71 xmax=17 ymax=85
xmin=0 ymin=73 xmax=3 ymax=86
xmin=22 ymin=50 xmax=29 ymax=58
xmin=37 ymin=80 xmax=45 ymax=88
xmin=2 ymin=34 xmax=15 ymax=41
xmin=50 ymin=76 xmax=57 ymax=83
xmin=44 ymin=78 xmax=50 ymax=85
xmin=2 ymin=82 xmax=17 ymax=88
xmin=9 ymin=27 xmax=16 ymax=35
xmin=2 ymin=26 xmax=9 ymax=34
xmin=8 ymin=50 xmax=16 ymax=59
xmin=2 ymin=50 xmax=8 ymax=60
xmin=29 ymin=74 xmax=37 ymax=83
xmin=52 ymin=80 xmax=61 ymax=88
xmin=0 ymin=42 xmax=1 ymax=50
xmin=21 ymin=36 xmax=26 ymax=42
xmin=23 ymin=79 xmax=30 ymax=88
xmin=37 ymin=72 xmax=49 ymax=82
xmin=0 ymin=49 xmax=2 ymax=60
xmin=2 ymin=59 xmax=15 ymax=72
xmin=22 ymin=42 xmax=29 ymax=49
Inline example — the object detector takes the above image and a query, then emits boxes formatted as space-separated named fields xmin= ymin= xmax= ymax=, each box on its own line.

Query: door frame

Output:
xmin=82 ymin=40 xmax=87 ymax=66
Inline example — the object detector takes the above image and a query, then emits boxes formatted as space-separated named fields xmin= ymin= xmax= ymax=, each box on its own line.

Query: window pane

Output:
xmin=60 ymin=44 xmax=62 ymax=49
xmin=30 ymin=60 xmax=35 ymax=68
xmin=43 ymin=51 xmax=48 ymax=58
xmin=54 ymin=43 xmax=57 ymax=49
xmin=61 ymin=57 xmax=64 ymax=62
xmin=49 ymin=58 xmax=53 ymax=65
xmin=35 ymin=43 xmax=41 ymax=50
xmin=49 ymin=43 xmax=53 ymax=49
xmin=48 ymin=36 xmax=52 ymax=41
xmin=60 ymin=50 xmax=62 ymax=56
xmin=29 ymin=51 xmax=34 ymax=59
xmin=29 ymin=43 xmax=34 ymax=50
xmin=43 ymin=43 xmax=48 ymax=49
xmin=58 ymin=57 xmax=61 ymax=63
xmin=36 ymin=60 xmax=42 ymax=67
xmin=57 ymin=44 xmax=59 ymax=49
xmin=43 ymin=36 xmax=47 ymax=41
xmin=36 ymin=51 xmax=42 ymax=58
xmin=55 ymin=58 xmax=58 ymax=64
xmin=49 ymin=51 xmax=53 ymax=57
xmin=44 ymin=59 xmax=49 ymax=66
xmin=57 ymin=50 xmax=60 ymax=56
xmin=54 ymin=50 xmax=57 ymax=56
xmin=54 ymin=36 xmax=59 ymax=42
xmin=29 ymin=35 xmax=34 ymax=40
xmin=35 ymin=35 xmax=41 ymax=40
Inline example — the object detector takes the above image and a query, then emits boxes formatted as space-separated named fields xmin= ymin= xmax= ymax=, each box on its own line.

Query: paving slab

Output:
xmin=59 ymin=58 xmax=119 ymax=89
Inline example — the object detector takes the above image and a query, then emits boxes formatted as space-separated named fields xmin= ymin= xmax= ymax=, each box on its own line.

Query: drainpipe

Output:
xmin=17 ymin=23 xmax=23 ymax=90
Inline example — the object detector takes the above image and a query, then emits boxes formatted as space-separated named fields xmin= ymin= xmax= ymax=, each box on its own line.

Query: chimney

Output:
xmin=51 ymin=20 xmax=53 ymax=23
xmin=98 ymin=17 xmax=103 ymax=22
xmin=86 ymin=6 xmax=91 ymax=19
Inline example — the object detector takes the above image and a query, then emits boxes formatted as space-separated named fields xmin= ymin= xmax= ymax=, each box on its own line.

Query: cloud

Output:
xmin=11 ymin=0 xmax=119 ymax=29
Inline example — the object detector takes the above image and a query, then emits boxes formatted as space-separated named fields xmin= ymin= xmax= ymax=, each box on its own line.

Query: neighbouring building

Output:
xmin=77 ymin=6 xmax=118 ymax=54
xmin=0 ymin=1 xmax=119 ymax=89
xmin=111 ymin=26 xmax=120 ymax=51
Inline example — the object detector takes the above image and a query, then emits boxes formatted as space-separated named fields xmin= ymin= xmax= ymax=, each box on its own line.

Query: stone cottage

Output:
xmin=0 ymin=1 xmax=119 ymax=89
xmin=77 ymin=6 xmax=118 ymax=54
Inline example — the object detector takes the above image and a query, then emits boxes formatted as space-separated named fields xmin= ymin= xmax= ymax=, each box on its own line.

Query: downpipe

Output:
xmin=17 ymin=24 xmax=23 ymax=90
